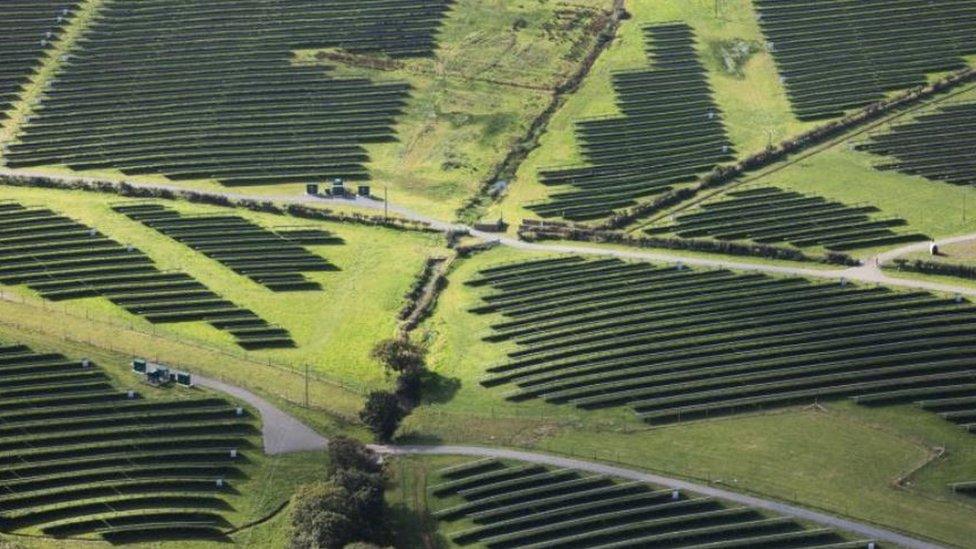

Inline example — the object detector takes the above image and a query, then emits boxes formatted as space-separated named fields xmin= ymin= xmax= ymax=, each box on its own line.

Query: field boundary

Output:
xmin=455 ymin=0 xmax=628 ymax=223
xmin=607 ymin=68 xmax=976 ymax=231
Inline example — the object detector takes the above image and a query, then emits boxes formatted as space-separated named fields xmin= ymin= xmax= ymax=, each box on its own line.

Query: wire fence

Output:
xmin=0 ymin=288 xmax=373 ymax=396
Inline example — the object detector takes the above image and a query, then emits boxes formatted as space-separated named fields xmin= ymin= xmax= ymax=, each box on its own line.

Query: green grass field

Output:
xmin=490 ymin=0 xmax=819 ymax=228
xmin=350 ymin=0 xmax=614 ymax=220
xmin=409 ymin=246 xmax=976 ymax=547
xmin=0 ymin=185 xmax=443 ymax=391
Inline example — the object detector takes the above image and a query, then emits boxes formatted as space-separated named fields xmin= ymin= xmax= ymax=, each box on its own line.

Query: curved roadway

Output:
xmin=1 ymin=168 xmax=969 ymax=548
xmin=192 ymin=373 xmax=946 ymax=549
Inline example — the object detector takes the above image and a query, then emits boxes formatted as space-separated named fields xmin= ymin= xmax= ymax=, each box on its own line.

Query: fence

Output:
xmin=0 ymin=287 xmax=372 ymax=397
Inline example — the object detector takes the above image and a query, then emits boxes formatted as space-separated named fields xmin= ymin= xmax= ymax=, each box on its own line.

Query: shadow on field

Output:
xmin=422 ymin=371 xmax=461 ymax=405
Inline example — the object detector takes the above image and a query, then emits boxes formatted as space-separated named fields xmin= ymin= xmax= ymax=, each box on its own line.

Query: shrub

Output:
xmin=891 ymin=259 xmax=976 ymax=280
xmin=291 ymin=438 xmax=390 ymax=548
xmin=370 ymin=339 xmax=425 ymax=376
xmin=395 ymin=369 xmax=424 ymax=409
xmin=327 ymin=436 xmax=381 ymax=476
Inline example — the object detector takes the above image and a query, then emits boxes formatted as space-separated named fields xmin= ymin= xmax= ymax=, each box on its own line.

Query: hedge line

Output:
xmin=890 ymin=258 xmax=976 ymax=281
xmin=518 ymin=222 xmax=859 ymax=266
xmin=398 ymin=257 xmax=444 ymax=321
xmin=599 ymin=66 xmax=976 ymax=229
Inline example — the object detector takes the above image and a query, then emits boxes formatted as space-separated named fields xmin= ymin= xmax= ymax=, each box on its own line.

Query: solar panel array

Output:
xmin=0 ymin=201 xmax=293 ymax=349
xmin=0 ymin=1 xmax=82 ymax=122
xmin=531 ymin=23 xmax=734 ymax=221
xmin=0 ymin=340 xmax=256 ymax=543
xmin=648 ymin=187 xmax=927 ymax=251
xmin=113 ymin=203 xmax=341 ymax=292
xmin=857 ymin=102 xmax=976 ymax=186
xmin=469 ymin=257 xmax=976 ymax=425
xmin=5 ymin=0 xmax=454 ymax=185
xmin=755 ymin=0 xmax=976 ymax=120
xmin=431 ymin=459 xmax=876 ymax=548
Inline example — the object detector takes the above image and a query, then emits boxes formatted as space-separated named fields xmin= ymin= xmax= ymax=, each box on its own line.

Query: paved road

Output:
xmin=194 ymin=374 xmax=328 ymax=455
xmin=186 ymin=373 xmax=944 ymax=549
xmin=871 ymin=233 xmax=976 ymax=266
xmin=0 ymin=168 xmax=962 ymax=547
xmin=4 ymin=167 xmax=976 ymax=299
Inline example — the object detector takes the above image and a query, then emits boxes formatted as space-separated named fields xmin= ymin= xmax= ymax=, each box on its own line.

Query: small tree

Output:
xmin=359 ymin=391 xmax=406 ymax=442
xmin=370 ymin=338 xmax=425 ymax=376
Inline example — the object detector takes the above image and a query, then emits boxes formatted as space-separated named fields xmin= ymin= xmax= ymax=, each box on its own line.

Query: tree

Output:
xmin=289 ymin=437 xmax=394 ymax=547
xmin=370 ymin=338 xmax=425 ymax=376
xmin=359 ymin=391 xmax=406 ymax=442
xmin=327 ymin=436 xmax=380 ymax=476
xmin=333 ymin=468 xmax=385 ymax=535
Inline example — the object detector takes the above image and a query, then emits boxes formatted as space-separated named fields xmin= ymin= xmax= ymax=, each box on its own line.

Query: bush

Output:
xmin=333 ymin=469 xmax=385 ymax=523
xmin=327 ymin=436 xmax=381 ymax=476
xmin=395 ymin=369 xmax=423 ymax=408
xmin=370 ymin=339 xmax=425 ymax=376
xmin=891 ymin=259 xmax=976 ymax=280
